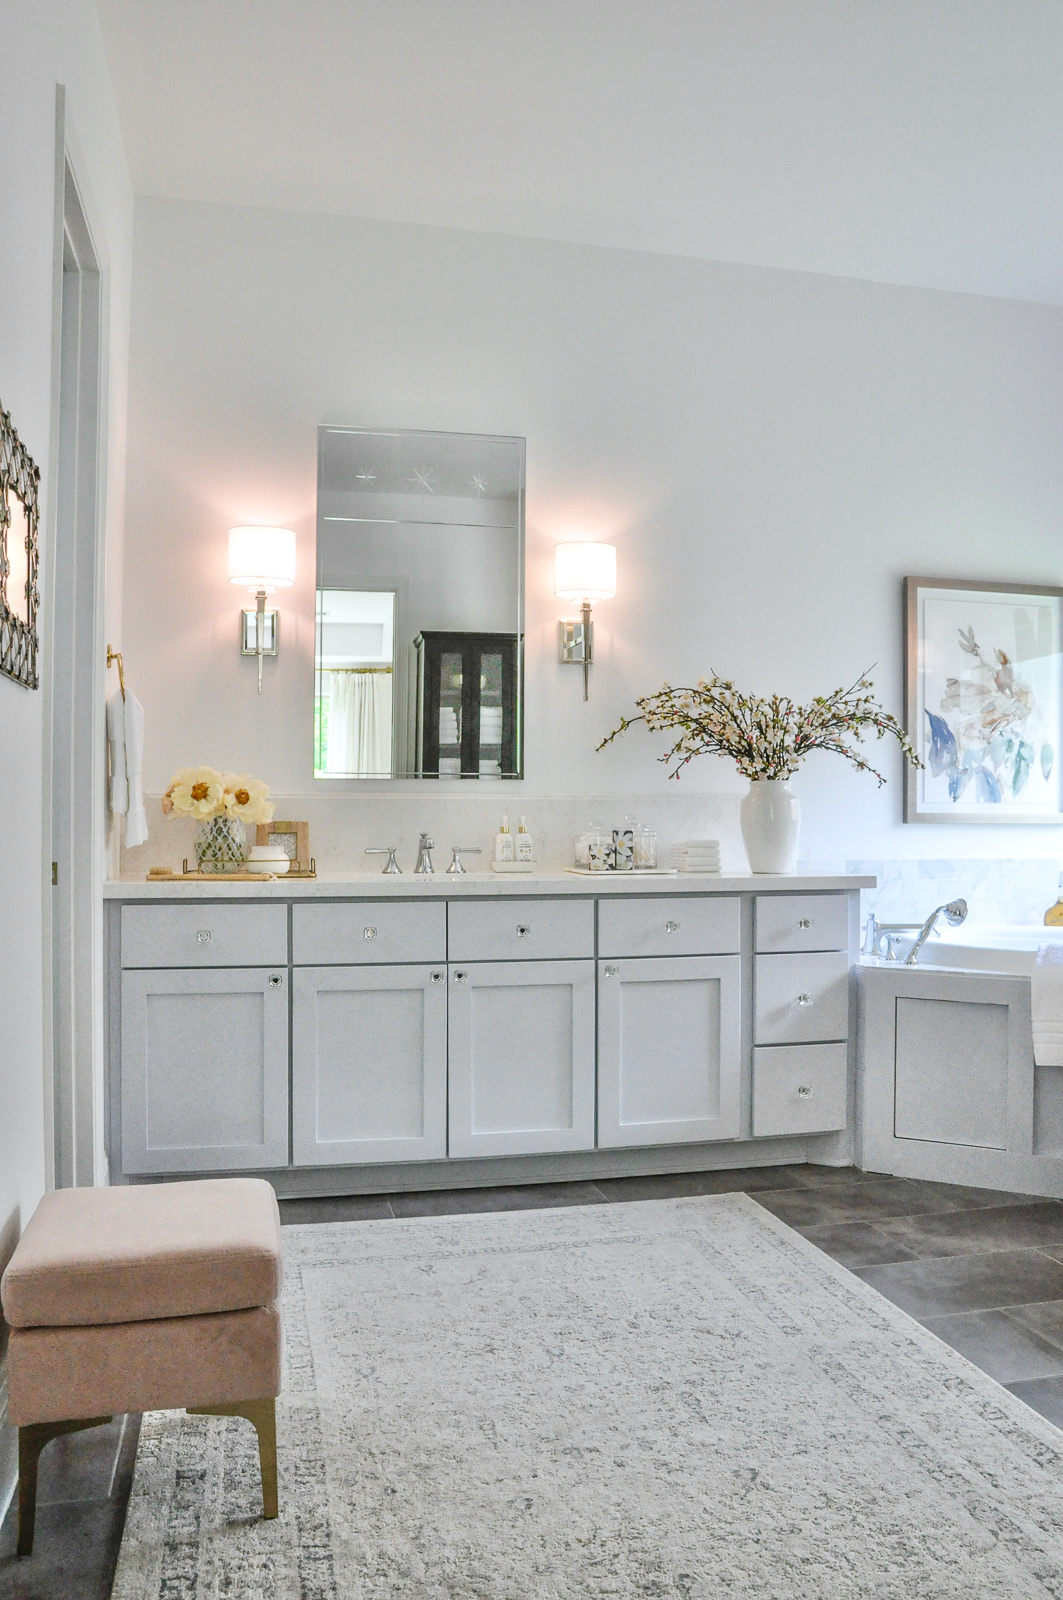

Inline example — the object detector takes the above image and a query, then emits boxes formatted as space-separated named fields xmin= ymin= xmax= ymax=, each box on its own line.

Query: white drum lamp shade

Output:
xmin=228 ymin=527 xmax=297 ymax=593
xmin=554 ymin=541 xmax=617 ymax=602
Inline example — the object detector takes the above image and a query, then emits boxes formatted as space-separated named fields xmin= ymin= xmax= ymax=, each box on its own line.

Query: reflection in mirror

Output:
xmin=315 ymin=427 xmax=524 ymax=779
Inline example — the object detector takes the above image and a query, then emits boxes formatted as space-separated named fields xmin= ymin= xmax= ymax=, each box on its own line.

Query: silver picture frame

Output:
xmin=904 ymin=576 xmax=1063 ymax=824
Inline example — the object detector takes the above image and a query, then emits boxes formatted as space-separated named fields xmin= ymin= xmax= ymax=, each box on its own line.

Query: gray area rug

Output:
xmin=112 ymin=1194 xmax=1063 ymax=1598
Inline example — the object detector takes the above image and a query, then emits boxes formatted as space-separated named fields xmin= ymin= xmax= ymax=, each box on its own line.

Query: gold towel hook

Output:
xmin=106 ymin=645 xmax=126 ymax=701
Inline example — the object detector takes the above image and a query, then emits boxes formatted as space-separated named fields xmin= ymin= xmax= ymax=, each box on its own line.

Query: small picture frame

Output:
xmin=0 ymin=402 xmax=41 ymax=690
xmin=905 ymin=576 xmax=1063 ymax=824
xmin=257 ymin=819 xmax=310 ymax=872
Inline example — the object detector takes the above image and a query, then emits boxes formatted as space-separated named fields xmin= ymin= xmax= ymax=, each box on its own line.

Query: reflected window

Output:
xmin=315 ymin=589 xmax=395 ymax=778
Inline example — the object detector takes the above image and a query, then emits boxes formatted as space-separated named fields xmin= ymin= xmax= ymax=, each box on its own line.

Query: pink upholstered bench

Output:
xmin=0 ymin=1177 xmax=283 ymax=1557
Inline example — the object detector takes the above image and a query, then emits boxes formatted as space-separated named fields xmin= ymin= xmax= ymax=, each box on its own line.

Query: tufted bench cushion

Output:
xmin=1 ymin=1177 xmax=282 ymax=1328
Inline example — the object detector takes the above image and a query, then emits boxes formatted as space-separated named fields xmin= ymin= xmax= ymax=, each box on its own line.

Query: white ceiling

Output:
xmin=95 ymin=0 xmax=1063 ymax=303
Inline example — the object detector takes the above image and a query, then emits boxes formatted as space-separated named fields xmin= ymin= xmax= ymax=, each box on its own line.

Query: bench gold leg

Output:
xmin=17 ymin=1416 xmax=113 ymax=1558
xmin=187 ymin=1397 xmax=278 ymax=1518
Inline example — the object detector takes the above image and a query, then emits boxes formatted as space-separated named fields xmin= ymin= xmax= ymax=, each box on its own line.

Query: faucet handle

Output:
xmin=446 ymin=847 xmax=483 ymax=875
xmin=365 ymin=846 xmax=401 ymax=875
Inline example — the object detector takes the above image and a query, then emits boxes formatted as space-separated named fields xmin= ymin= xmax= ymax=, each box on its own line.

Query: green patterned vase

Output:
xmin=194 ymin=815 xmax=246 ymax=873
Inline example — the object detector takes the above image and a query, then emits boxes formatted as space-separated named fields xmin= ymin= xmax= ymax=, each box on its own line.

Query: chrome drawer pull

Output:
xmin=363 ymin=927 xmax=378 ymax=941
xmin=798 ymin=918 xmax=813 ymax=929
xmin=516 ymin=924 xmax=530 ymax=938
xmin=665 ymin=920 xmax=680 ymax=934
xmin=269 ymin=974 xmax=283 ymax=988
xmin=794 ymin=993 xmax=814 ymax=1007
xmin=797 ymin=1084 xmax=813 ymax=1098
xmin=430 ymin=971 xmax=444 ymax=984
xmin=603 ymin=965 xmax=619 ymax=978
xmin=196 ymin=930 xmax=212 ymax=944
xmin=454 ymin=970 xmax=468 ymax=983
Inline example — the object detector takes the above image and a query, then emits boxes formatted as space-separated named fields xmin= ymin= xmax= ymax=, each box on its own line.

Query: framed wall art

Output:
xmin=0 ymin=402 xmax=41 ymax=689
xmin=905 ymin=576 xmax=1063 ymax=824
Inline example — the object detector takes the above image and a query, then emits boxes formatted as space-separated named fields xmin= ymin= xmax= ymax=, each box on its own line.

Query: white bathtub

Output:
xmin=910 ymin=922 xmax=1063 ymax=977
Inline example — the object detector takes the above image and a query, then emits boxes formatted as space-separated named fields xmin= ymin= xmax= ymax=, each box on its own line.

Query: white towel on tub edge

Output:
xmin=1032 ymin=943 xmax=1063 ymax=1066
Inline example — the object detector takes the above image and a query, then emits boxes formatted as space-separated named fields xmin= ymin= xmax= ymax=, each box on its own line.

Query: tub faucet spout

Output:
xmin=904 ymin=899 xmax=967 ymax=965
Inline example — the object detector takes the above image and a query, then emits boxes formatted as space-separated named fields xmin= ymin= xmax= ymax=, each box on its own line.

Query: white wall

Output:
xmin=120 ymin=197 xmax=1063 ymax=874
xmin=0 ymin=0 xmax=132 ymax=1510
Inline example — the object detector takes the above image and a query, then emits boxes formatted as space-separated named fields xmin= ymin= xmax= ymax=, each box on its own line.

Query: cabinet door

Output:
xmin=448 ymin=960 xmax=595 ymax=1157
xmin=292 ymin=965 xmax=448 ymax=1165
xmin=121 ymin=967 xmax=289 ymax=1174
xmin=597 ymin=956 xmax=742 ymax=1147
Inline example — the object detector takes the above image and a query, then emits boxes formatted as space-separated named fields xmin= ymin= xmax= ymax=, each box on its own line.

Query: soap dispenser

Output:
xmin=516 ymin=815 xmax=534 ymax=863
xmin=495 ymin=814 xmax=515 ymax=863
xmin=1046 ymin=873 xmax=1063 ymax=926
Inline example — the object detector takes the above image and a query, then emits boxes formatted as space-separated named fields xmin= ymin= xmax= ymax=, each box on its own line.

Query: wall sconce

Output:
xmin=555 ymin=541 xmax=616 ymax=700
xmin=228 ymin=526 xmax=296 ymax=693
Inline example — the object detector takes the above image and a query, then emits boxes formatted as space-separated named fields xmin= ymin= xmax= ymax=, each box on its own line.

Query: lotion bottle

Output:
xmin=517 ymin=815 xmax=534 ymax=863
xmin=495 ymin=814 xmax=514 ymax=863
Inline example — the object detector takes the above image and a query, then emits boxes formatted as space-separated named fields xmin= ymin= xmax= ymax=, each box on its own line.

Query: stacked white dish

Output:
xmin=670 ymin=839 xmax=721 ymax=873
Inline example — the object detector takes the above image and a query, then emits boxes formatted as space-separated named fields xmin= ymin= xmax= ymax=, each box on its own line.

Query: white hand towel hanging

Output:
xmin=1032 ymin=943 xmax=1063 ymax=1066
xmin=107 ymin=688 xmax=149 ymax=849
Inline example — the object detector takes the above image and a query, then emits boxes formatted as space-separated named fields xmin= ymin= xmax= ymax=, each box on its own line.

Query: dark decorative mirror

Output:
xmin=0 ymin=404 xmax=41 ymax=690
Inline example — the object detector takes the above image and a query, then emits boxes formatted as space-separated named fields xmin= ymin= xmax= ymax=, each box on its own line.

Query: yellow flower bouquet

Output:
xmin=162 ymin=766 xmax=275 ymax=872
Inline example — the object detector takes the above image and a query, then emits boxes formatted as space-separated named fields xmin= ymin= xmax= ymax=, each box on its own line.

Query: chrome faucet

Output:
xmin=365 ymin=846 xmax=401 ymax=874
xmin=414 ymin=833 xmax=435 ymax=874
xmin=446 ymin=846 xmax=482 ymax=874
xmin=904 ymin=899 xmax=967 ymax=965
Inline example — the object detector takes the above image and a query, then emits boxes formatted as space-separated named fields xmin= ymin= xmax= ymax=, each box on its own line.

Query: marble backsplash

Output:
xmin=117 ymin=791 xmax=751 ymax=878
xmin=115 ymin=794 xmax=1063 ymax=929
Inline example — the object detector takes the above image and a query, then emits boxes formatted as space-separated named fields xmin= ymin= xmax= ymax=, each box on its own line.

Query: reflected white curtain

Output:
xmin=326 ymin=670 xmax=392 ymax=776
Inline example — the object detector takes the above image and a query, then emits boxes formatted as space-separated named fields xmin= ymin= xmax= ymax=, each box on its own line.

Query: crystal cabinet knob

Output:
xmin=363 ymin=927 xmax=378 ymax=941
xmin=269 ymin=974 xmax=283 ymax=988
xmin=197 ymin=930 xmax=212 ymax=944
xmin=454 ymin=971 xmax=468 ymax=983
xmin=798 ymin=918 xmax=813 ymax=930
xmin=430 ymin=971 xmax=444 ymax=984
xmin=603 ymin=965 xmax=619 ymax=978
xmin=665 ymin=920 xmax=680 ymax=934
xmin=796 ymin=1085 xmax=813 ymax=1098
xmin=516 ymin=924 xmax=530 ymax=938
xmin=794 ymin=993 xmax=814 ymax=1007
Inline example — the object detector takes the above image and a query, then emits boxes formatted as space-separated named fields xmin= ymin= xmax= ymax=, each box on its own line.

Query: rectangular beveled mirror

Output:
xmin=315 ymin=426 xmax=524 ymax=780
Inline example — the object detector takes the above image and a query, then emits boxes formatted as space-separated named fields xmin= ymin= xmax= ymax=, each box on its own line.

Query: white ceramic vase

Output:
xmin=740 ymin=779 xmax=800 ymax=874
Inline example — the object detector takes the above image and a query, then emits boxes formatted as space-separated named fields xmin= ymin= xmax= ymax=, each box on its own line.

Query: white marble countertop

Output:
xmin=104 ymin=871 xmax=876 ymax=900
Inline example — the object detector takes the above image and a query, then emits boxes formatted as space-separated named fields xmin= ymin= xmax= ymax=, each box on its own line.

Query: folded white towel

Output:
xmin=107 ymin=689 xmax=149 ymax=849
xmin=1032 ymin=943 xmax=1063 ymax=1065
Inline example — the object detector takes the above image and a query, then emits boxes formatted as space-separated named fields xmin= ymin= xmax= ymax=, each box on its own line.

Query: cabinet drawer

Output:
xmin=754 ymin=952 xmax=850 ymax=1044
xmin=752 ymin=1044 xmax=848 ymax=1137
xmin=121 ymin=903 xmax=288 ymax=968
xmin=448 ymin=899 xmax=593 ymax=962
xmin=755 ymin=894 xmax=849 ymax=954
xmin=292 ymin=901 xmax=446 ymax=965
xmin=598 ymin=896 xmax=740 ymax=958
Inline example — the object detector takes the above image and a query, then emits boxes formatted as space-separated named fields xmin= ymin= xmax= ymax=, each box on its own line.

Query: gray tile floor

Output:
xmin=6 ymin=1161 xmax=1063 ymax=1595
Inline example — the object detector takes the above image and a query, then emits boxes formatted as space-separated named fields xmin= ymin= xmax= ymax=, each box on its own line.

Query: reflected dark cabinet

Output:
xmin=414 ymin=631 xmax=521 ymax=778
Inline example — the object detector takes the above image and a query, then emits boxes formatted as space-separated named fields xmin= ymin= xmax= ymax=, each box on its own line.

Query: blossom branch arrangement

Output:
xmin=598 ymin=671 xmax=922 ymax=785
xmin=161 ymin=767 xmax=275 ymax=825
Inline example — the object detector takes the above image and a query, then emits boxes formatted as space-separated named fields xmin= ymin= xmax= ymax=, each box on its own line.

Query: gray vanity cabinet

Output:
xmin=120 ymin=966 xmax=290 ymax=1174
xmin=596 ymin=955 xmax=742 ymax=1147
xmin=291 ymin=964 xmax=448 ymax=1164
xmin=447 ymin=960 xmax=596 ymax=1158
